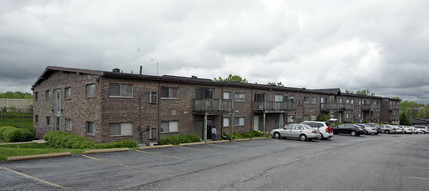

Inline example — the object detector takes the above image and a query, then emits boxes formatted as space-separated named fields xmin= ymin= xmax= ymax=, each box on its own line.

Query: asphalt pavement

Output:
xmin=1 ymin=133 xmax=428 ymax=191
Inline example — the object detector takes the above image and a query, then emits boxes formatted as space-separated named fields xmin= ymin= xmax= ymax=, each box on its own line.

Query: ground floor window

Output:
xmin=311 ymin=114 xmax=317 ymax=121
xmin=234 ymin=117 xmax=245 ymax=126
xmin=87 ymin=122 xmax=95 ymax=134
xmin=109 ymin=123 xmax=133 ymax=136
xmin=223 ymin=117 xmax=230 ymax=127
xmin=161 ymin=121 xmax=178 ymax=133
xmin=65 ymin=119 xmax=72 ymax=130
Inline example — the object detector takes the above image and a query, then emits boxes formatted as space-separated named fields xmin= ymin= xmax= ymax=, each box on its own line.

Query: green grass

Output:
xmin=0 ymin=118 xmax=33 ymax=132
xmin=0 ymin=143 xmax=86 ymax=161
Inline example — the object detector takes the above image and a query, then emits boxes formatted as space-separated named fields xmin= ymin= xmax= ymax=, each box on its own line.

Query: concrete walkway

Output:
xmin=0 ymin=139 xmax=46 ymax=145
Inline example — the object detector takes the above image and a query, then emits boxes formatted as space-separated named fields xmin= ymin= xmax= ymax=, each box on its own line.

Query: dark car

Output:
xmin=333 ymin=124 xmax=365 ymax=136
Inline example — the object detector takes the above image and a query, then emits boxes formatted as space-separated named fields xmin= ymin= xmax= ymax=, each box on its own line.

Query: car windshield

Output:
xmin=302 ymin=124 xmax=313 ymax=130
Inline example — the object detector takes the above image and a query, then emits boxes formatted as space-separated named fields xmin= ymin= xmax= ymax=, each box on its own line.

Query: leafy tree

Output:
xmin=344 ymin=90 xmax=354 ymax=94
xmin=214 ymin=74 xmax=248 ymax=83
xmin=267 ymin=82 xmax=285 ymax=87
xmin=317 ymin=114 xmax=330 ymax=121
xmin=355 ymin=89 xmax=375 ymax=96
xmin=399 ymin=112 xmax=411 ymax=125
xmin=0 ymin=91 xmax=32 ymax=99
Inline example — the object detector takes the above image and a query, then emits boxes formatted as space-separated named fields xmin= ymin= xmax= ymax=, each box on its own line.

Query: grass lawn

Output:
xmin=0 ymin=118 xmax=33 ymax=132
xmin=0 ymin=143 xmax=86 ymax=161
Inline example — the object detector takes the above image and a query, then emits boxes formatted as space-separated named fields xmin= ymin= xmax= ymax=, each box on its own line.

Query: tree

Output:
xmin=399 ymin=112 xmax=411 ymax=125
xmin=356 ymin=89 xmax=375 ymax=96
xmin=0 ymin=91 xmax=32 ymax=99
xmin=344 ymin=90 xmax=354 ymax=94
xmin=267 ymin=82 xmax=285 ymax=87
xmin=317 ymin=114 xmax=330 ymax=121
xmin=214 ymin=74 xmax=248 ymax=83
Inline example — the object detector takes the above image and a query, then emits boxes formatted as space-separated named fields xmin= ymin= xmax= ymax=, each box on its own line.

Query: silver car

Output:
xmin=271 ymin=124 xmax=321 ymax=141
xmin=393 ymin=125 xmax=404 ymax=134
xmin=401 ymin=126 xmax=413 ymax=134
xmin=414 ymin=126 xmax=429 ymax=134
xmin=357 ymin=124 xmax=378 ymax=135
xmin=380 ymin=124 xmax=395 ymax=134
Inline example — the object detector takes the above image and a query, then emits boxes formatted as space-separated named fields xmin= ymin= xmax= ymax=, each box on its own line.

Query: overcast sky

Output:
xmin=1 ymin=0 xmax=429 ymax=103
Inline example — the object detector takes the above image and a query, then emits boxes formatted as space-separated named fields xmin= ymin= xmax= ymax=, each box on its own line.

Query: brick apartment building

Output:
xmin=32 ymin=66 xmax=400 ymax=145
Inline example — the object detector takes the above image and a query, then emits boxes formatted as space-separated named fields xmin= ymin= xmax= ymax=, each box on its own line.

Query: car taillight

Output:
xmin=325 ymin=128 xmax=328 ymax=133
xmin=312 ymin=130 xmax=316 ymax=133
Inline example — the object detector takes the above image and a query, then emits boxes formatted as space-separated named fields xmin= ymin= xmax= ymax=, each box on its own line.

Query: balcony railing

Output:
xmin=362 ymin=104 xmax=381 ymax=111
xmin=320 ymin=103 xmax=353 ymax=111
xmin=253 ymin=101 xmax=296 ymax=112
xmin=390 ymin=116 xmax=399 ymax=121
xmin=389 ymin=105 xmax=400 ymax=110
xmin=193 ymin=99 xmax=233 ymax=113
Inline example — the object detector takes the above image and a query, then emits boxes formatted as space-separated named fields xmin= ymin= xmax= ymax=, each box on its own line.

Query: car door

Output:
xmin=281 ymin=124 xmax=293 ymax=138
xmin=346 ymin=124 xmax=355 ymax=133
xmin=292 ymin=124 xmax=304 ymax=138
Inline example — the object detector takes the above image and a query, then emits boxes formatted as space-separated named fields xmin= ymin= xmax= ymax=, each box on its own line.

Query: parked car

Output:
xmin=380 ymin=124 xmax=395 ymax=134
xmin=411 ymin=126 xmax=418 ymax=134
xmin=332 ymin=124 xmax=365 ymax=136
xmin=365 ymin=123 xmax=381 ymax=133
xmin=271 ymin=124 xmax=321 ymax=141
xmin=301 ymin=121 xmax=334 ymax=140
xmin=357 ymin=124 xmax=378 ymax=135
xmin=414 ymin=126 xmax=429 ymax=134
xmin=401 ymin=126 xmax=413 ymax=134
xmin=393 ymin=125 xmax=404 ymax=134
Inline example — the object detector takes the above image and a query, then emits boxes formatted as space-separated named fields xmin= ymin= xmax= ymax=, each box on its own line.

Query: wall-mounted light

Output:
xmin=94 ymin=78 xmax=100 ymax=83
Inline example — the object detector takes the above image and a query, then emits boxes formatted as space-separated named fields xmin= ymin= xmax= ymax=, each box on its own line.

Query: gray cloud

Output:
xmin=1 ymin=0 xmax=429 ymax=104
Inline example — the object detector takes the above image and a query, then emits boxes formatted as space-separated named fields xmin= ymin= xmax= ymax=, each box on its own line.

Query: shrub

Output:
xmin=240 ymin=131 xmax=253 ymax=138
xmin=160 ymin=134 xmax=201 ymax=145
xmin=44 ymin=131 xmax=138 ymax=149
xmin=96 ymin=139 xmax=138 ymax=149
xmin=250 ymin=130 xmax=264 ymax=137
xmin=0 ymin=126 xmax=33 ymax=142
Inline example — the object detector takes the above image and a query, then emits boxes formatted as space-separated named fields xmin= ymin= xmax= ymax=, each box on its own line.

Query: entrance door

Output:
xmin=253 ymin=116 xmax=259 ymax=131
xmin=194 ymin=117 xmax=213 ymax=140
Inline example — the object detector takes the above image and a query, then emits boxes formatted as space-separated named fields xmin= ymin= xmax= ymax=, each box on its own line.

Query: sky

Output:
xmin=1 ymin=0 xmax=429 ymax=103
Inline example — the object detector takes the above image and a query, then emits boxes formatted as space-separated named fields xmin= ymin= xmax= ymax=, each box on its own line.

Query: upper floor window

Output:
xmin=234 ymin=92 xmax=245 ymax=101
xmin=65 ymin=87 xmax=71 ymax=99
xmin=34 ymin=92 xmax=38 ymax=101
xmin=223 ymin=91 xmax=231 ymax=99
xmin=195 ymin=88 xmax=213 ymax=99
xmin=321 ymin=97 xmax=326 ymax=103
xmin=149 ymin=92 xmax=158 ymax=104
xmin=311 ymin=97 xmax=317 ymax=104
xmin=275 ymin=95 xmax=284 ymax=102
xmin=46 ymin=90 xmax=51 ymax=101
xmin=109 ymin=84 xmax=133 ymax=97
xmin=338 ymin=98 xmax=343 ymax=104
xmin=303 ymin=97 xmax=309 ymax=103
xmin=161 ymin=87 xmax=179 ymax=98
xmin=86 ymin=84 xmax=95 ymax=98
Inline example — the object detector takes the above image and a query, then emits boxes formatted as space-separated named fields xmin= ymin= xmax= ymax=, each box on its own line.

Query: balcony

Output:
xmin=193 ymin=99 xmax=233 ymax=114
xmin=253 ymin=101 xmax=296 ymax=113
xmin=362 ymin=104 xmax=381 ymax=111
xmin=320 ymin=103 xmax=353 ymax=111
xmin=389 ymin=105 xmax=400 ymax=110
xmin=389 ymin=116 xmax=399 ymax=121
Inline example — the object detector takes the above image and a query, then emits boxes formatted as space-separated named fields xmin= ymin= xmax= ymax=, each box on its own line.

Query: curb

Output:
xmin=251 ymin=137 xmax=269 ymax=140
xmin=139 ymin=144 xmax=174 ymax=150
xmin=6 ymin=152 xmax=72 ymax=161
xmin=179 ymin=142 xmax=205 ymax=146
xmin=209 ymin=140 xmax=230 ymax=144
xmin=233 ymin=138 xmax=251 ymax=142
xmin=84 ymin=148 xmax=129 ymax=154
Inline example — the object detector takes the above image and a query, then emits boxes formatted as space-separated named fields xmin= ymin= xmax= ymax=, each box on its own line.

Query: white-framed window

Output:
xmin=234 ymin=92 xmax=245 ymax=101
xmin=234 ymin=117 xmax=245 ymax=126
xmin=359 ymin=100 xmax=362 ymax=105
xmin=87 ymin=122 xmax=95 ymax=134
xmin=161 ymin=87 xmax=179 ymax=98
xmin=346 ymin=113 xmax=349 ymax=119
xmin=223 ymin=117 xmax=230 ymax=127
xmin=161 ymin=121 xmax=179 ymax=133
xmin=109 ymin=122 xmax=133 ymax=136
xmin=86 ymin=84 xmax=95 ymax=98
xmin=109 ymin=84 xmax=133 ymax=97
xmin=338 ymin=98 xmax=343 ymax=104
xmin=65 ymin=87 xmax=71 ymax=99
xmin=311 ymin=114 xmax=317 ymax=121
xmin=223 ymin=91 xmax=231 ymax=99
xmin=346 ymin=99 xmax=349 ymax=104
xmin=46 ymin=90 xmax=51 ymax=100
xmin=275 ymin=95 xmax=284 ymax=102
xmin=351 ymin=100 xmax=354 ymax=104
xmin=321 ymin=97 xmax=326 ymax=103
xmin=303 ymin=97 xmax=309 ymax=103
xmin=288 ymin=115 xmax=295 ymax=123
xmin=311 ymin=97 xmax=317 ymax=104
xmin=65 ymin=119 xmax=72 ymax=130
xmin=149 ymin=92 xmax=158 ymax=104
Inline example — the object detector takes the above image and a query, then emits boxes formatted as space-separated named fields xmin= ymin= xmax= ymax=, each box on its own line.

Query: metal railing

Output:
xmin=253 ymin=101 xmax=296 ymax=111
xmin=193 ymin=99 xmax=233 ymax=112
xmin=320 ymin=103 xmax=353 ymax=111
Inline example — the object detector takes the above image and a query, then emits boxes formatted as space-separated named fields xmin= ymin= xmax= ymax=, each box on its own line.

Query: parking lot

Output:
xmin=1 ymin=133 xmax=429 ymax=191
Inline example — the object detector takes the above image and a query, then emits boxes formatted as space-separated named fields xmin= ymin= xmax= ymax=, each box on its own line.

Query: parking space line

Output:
xmin=207 ymin=143 xmax=242 ymax=149
xmin=0 ymin=166 xmax=64 ymax=189
xmin=410 ymin=176 xmax=429 ymax=181
xmin=136 ymin=150 xmax=214 ymax=165
xmin=180 ymin=146 xmax=233 ymax=156
xmin=409 ymin=165 xmax=429 ymax=170
xmin=81 ymin=155 xmax=173 ymax=177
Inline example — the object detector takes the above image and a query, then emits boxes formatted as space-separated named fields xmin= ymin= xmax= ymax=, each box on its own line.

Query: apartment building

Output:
xmin=32 ymin=66 xmax=400 ymax=145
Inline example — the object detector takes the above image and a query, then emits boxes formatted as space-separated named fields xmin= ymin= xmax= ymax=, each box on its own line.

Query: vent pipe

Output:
xmin=112 ymin=68 xmax=120 ymax=73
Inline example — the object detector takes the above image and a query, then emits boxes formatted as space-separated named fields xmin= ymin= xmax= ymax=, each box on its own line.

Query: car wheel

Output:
xmin=385 ymin=130 xmax=389 ymax=134
xmin=299 ymin=134 xmax=307 ymax=141
xmin=273 ymin=132 xmax=281 ymax=139
xmin=327 ymin=137 xmax=331 ymax=141
xmin=320 ymin=133 xmax=324 ymax=139
xmin=351 ymin=131 xmax=357 ymax=136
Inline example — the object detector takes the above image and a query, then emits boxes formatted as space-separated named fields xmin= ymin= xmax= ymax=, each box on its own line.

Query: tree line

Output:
xmin=0 ymin=91 xmax=33 ymax=99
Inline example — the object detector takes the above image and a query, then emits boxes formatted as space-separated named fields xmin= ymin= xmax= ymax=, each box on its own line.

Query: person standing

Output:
xmin=211 ymin=125 xmax=217 ymax=141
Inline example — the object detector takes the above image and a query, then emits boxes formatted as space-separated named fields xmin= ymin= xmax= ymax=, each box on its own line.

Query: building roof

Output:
xmin=411 ymin=118 xmax=429 ymax=125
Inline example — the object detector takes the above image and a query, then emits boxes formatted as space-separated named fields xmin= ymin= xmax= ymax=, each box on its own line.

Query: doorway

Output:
xmin=194 ymin=117 xmax=213 ymax=140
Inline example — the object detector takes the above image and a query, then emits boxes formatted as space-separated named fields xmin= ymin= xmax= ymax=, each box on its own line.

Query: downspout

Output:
xmin=139 ymin=94 xmax=143 ymax=144
xmin=157 ymin=81 xmax=161 ymax=143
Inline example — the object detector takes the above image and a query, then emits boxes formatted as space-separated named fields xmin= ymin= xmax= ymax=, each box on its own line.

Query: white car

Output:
xmin=357 ymin=124 xmax=378 ymax=135
xmin=401 ymin=126 xmax=413 ymax=134
xmin=411 ymin=126 xmax=418 ymax=134
xmin=302 ymin=121 xmax=334 ymax=140
xmin=271 ymin=124 xmax=321 ymax=141
xmin=414 ymin=126 xmax=429 ymax=134
xmin=393 ymin=126 xmax=404 ymax=134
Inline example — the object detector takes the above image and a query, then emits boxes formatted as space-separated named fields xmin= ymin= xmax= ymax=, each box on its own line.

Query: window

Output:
xmin=321 ymin=97 xmax=326 ymax=103
xmin=234 ymin=92 xmax=245 ymax=101
xmin=87 ymin=122 xmax=95 ymax=134
xmin=346 ymin=113 xmax=349 ymax=119
xmin=234 ymin=117 xmax=245 ymax=126
xmin=46 ymin=116 xmax=51 ymax=125
xmin=346 ymin=99 xmax=349 ymax=104
xmin=303 ymin=97 xmax=309 ymax=103
xmin=338 ymin=98 xmax=343 ymax=104
xmin=109 ymin=123 xmax=133 ymax=136
xmin=65 ymin=87 xmax=71 ymax=99
xmin=311 ymin=97 xmax=317 ymax=104
xmin=87 ymin=84 xmax=95 ymax=98
xmin=351 ymin=100 xmax=354 ymax=104
xmin=35 ymin=92 xmax=38 ymax=101
xmin=161 ymin=121 xmax=179 ymax=133
xmin=65 ymin=119 xmax=72 ymax=130
xmin=110 ymin=84 xmax=133 ymax=97
xmin=311 ymin=114 xmax=317 ymax=121
xmin=223 ymin=91 xmax=231 ymax=99
xmin=195 ymin=88 xmax=213 ymax=99
xmin=35 ymin=115 xmax=39 ymax=123
xmin=359 ymin=100 xmax=362 ymax=105
xmin=303 ymin=116 xmax=309 ymax=121
xmin=149 ymin=127 xmax=158 ymax=140
xmin=223 ymin=117 xmax=230 ymax=127
xmin=46 ymin=90 xmax=51 ymax=100
xmin=149 ymin=92 xmax=158 ymax=104
xmin=161 ymin=87 xmax=179 ymax=98
xmin=275 ymin=95 xmax=284 ymax=102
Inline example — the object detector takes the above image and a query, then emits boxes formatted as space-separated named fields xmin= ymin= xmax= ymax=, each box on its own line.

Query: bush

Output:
xmin=223 ymin=130 xmax=264 ymax=140
xmin=240 ymin=131 xmax=253 ymax=138
xmin=160 ymin=134 xmax=201 ymax=145
xmin=0 ymin=126 xmax=33 ymax=142
xmin=250 ymin=130 xmax=264 ymax=137
xmin=44 ymin=131 xmax=138 ymax=149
